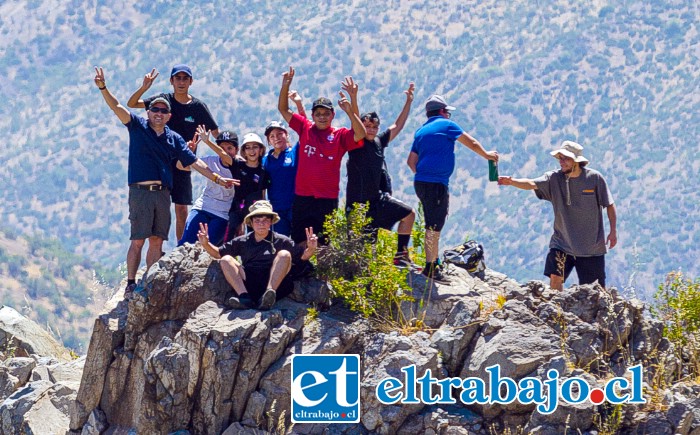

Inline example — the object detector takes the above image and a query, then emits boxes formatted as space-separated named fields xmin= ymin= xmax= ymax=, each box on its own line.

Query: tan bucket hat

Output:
xmin=244 ymin=200 xmax=280 ymax=226
xmin=550 ymin=140 xmax=589 ymax=164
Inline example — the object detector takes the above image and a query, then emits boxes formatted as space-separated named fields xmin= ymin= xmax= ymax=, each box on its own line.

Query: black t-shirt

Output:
xmin=346 ymin=129 xmax=391 ymax=204
xmin=218 ymin=231 xmax=304 ymax=269
xmin=228 ymin=160 xmax=271 ymax=203
xmin=144 ymin=93 xmax=218 ymax=142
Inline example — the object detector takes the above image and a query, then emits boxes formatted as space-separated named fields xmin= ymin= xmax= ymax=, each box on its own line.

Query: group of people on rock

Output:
xmin=94 ymin=62 xmax=617 ymax=311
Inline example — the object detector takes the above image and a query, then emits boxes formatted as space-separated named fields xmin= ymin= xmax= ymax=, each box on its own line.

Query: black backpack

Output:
xmin=442 ymin=240 xmax=486 ymax=279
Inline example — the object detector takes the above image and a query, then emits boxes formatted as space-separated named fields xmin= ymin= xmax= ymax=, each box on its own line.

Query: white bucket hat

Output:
xmin=550 ymin=140 xmax=589 ymax=164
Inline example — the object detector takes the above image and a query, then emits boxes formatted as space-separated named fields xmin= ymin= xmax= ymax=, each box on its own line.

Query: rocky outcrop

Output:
xmin=0 ymin=305 xmax=71 ymax=361
xmin=68 ymin=243 xmax=699 ymax=434
xmin=0 ymin=308 xmax=83 ymax=434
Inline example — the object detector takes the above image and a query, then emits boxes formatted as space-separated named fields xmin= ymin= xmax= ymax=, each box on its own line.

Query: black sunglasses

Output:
xmin=149 ymin=107 xmax=171 ymax=114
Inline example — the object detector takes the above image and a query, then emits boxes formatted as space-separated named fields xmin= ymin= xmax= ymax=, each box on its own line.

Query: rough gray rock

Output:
xmin=361 ymin=331 xmax=441 ymax=434
xmin=0 ymin=305 xmax=71 ymax=361
xmin=67 ymin=245 xmax=697 ymax=435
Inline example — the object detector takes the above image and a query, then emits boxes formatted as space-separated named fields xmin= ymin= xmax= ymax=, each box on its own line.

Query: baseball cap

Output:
xmin=425 ymin=95 xmax=456 ymax=112
xmin=216 ymin=131 xmax=239 ymax=147
xmin=170 ymin=64 xmax=193 ymax=77
xmin=264 ymin=121 xmax=288 ymax=137
xmin=149 ymin=97 xmax=171 ymax=111
xmin=312 ymin=97 xmax=334 ymax=111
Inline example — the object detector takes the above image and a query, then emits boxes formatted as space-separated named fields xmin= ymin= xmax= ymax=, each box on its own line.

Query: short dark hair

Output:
xmin=426 ymin=109 xmax=442 ymax=118
xmin=360 ymin=112 xmax=380 ymax=124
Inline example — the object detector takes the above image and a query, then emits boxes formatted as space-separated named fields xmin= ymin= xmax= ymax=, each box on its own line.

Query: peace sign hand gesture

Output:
xmin=141 ymin=68 xmax=159 ymax=91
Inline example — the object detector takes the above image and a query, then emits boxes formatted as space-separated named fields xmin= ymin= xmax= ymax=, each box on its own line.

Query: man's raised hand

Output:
xmin=94 ymin=66 xmax=106 ymax=89
xmin=141 ymin=68 xmax=159 ymax=90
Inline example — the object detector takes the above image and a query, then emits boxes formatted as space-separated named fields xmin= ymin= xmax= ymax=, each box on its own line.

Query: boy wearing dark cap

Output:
xmin=127 ymin=64 xmax=219 ymax=241
xmin=277 ymin=67 xmax=366 ymax=245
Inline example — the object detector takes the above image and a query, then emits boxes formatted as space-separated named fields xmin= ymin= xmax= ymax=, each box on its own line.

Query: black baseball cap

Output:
xmin=360 ymin=112 xmax=380 ymax=123
xmin=312 ymin=97 xmax=334 ymax=111
xmin=216 ymin=131 xmax=238 ymax=147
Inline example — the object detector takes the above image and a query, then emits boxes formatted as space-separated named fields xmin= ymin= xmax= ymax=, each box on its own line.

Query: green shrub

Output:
xmin=317 ymin=204 xmax=416 ymax=326
xmin=652 ymin=271 xmax=700 ymax=378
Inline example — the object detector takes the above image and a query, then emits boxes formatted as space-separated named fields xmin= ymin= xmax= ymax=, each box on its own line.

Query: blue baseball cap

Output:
xmin=171 ymin=64 xmax=193 ymax=77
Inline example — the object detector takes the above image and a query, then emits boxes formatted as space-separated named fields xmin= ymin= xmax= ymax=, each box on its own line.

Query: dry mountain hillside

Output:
xmin=1 ymin=0 xmax=698 ymax=318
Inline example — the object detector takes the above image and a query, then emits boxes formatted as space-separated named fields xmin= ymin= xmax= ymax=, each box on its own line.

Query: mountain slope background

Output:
xmin=1 ymin=0 xmax=698 ymax=349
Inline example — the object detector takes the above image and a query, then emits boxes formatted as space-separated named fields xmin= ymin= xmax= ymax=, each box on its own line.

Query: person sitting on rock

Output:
xmin=197 ymin=200 xmax=318 ymax=310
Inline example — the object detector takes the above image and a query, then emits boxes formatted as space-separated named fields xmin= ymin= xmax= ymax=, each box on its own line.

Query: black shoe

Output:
xmin=227 ymin=293 xmax=256 ymax=310
xmin=422 ymin=266 xmax=450 ymax=284
xmin=258 ymin=288 xmax=277 ymax=311
xmin=124 ymin=283 xmax=137 ymax=300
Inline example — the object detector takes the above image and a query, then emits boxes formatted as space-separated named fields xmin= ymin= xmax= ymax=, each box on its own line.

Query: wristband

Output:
xmin=98 ymin=85 xmax=106 ymax=90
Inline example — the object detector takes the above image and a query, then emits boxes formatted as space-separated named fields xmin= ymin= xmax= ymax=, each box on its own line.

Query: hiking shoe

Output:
xmin=124 ymin=283 xmax=137 ymax=300
xmin=258 ymin=288 xmax=277 ymax=311
xmin=422 ymin=266 xmax=450 ymax=284
xmin=227 ymin=293 xmax=256 ymax=310
xmin=393 ymin=252 xmax=413 ymax=269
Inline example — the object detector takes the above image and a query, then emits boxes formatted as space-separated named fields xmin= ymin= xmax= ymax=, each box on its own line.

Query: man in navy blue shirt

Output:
xmin=94 ymin=67 xmax=235 ymax=298
xmin=407 ymin=95 xmax=498 ymax=284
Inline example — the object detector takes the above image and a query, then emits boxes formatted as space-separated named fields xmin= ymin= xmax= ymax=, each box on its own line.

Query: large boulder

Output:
xmin=0 ymin=305 xmax=71 ymax=361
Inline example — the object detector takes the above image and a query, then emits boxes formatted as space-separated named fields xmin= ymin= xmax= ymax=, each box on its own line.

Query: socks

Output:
xmin=397 ymin=234 xmax=410 ymax=255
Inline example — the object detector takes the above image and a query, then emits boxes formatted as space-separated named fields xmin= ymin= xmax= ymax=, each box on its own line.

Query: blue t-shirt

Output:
xmin=126 ymin=113 xmax=196 ymax=189
xmin=262 ymin=143 xmax=298 ymax=210
xmin=410 ymin=117 xmax=464 ymax=186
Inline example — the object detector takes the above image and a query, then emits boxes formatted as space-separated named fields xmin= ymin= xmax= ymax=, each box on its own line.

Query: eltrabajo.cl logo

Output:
xmin=291 ymin=354 xmax=360 ymax=423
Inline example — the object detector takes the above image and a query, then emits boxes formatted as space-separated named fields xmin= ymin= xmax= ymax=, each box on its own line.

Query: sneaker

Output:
xmin=258 ymin=288 xmax=277 ymax=311
xmin=124 ymin=283 xmax=137 ymax=300
xmin=227 ymin=293 xmax=256 ymax=310
xmin=393 ymin=252 xmax=413 ymax=269
xmin=422 ymin=266 xmax=450 ymax=284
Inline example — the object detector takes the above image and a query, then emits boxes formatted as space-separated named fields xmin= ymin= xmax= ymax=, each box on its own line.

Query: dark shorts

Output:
xmin=543 ymin=248 xmax=606 ymax=287
xmin=128 ymin=186 xmax=171 ymax=240
xmin=292 ymin=195 xmax=338 ymax=244
xmin=347 ymin=194 xmax=412 ymax=231
xmin=244 ymin=266 xmax=294 ymax=302
xmin=171 ymin=167 xmax=193 ymax=205
xmin=414 ymin=181 xmax=449 ymax=231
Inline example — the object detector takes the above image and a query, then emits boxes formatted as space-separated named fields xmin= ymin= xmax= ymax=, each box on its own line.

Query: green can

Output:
xmin=488 ymin=160 xmax=499 ymax=182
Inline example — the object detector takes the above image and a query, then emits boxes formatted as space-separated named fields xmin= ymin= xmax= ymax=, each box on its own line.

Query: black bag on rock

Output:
xmin=442 ymin=240 xmax=486 ymax=279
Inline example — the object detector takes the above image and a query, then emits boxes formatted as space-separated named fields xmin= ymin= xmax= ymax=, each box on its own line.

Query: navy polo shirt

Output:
xmin=126 ymin=113 xmax=196 ymax=189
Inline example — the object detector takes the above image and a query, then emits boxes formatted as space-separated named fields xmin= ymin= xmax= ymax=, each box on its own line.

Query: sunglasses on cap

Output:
xmin=149 ymin=107 xmax=171 ymax=114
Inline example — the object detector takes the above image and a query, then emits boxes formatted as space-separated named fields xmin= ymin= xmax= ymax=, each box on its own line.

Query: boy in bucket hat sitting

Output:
xmin=197 ymin=200 xmax=318 ymax=310
xmin=498 ymin=141 xmax=617 ymax=290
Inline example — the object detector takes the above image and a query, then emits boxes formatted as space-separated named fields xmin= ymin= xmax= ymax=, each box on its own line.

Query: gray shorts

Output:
xmin=129 ymin=186 xmax=171 ymax=240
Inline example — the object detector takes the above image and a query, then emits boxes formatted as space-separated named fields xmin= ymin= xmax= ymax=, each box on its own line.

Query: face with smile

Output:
xmin=170 ymin=72 xmax=193 ymax=95
xmin=266 ymin=129 xmax=290 ymax=152
xmin=147 ymin=103 xmax=171 ymax=129
xmin=241 ymin=142 xmax=263 ymax=164
xmin=362 ymin=119 xmax=380 ymax=141
xmin=312 ymin=108 xmax=334 ymax=130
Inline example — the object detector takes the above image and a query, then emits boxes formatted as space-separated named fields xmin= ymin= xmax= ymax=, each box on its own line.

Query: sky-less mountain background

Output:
xmin=1 ymin=1 xmax=698 ymax=351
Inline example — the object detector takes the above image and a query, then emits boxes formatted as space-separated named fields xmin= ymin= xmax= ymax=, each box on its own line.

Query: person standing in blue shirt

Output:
xmin=407 ymin=95 xmax=498 ymax=284
xmin=262 ymin=121 xmax=298 ymax=236
xmin=94 ymin=67 xmax=235 ymax=298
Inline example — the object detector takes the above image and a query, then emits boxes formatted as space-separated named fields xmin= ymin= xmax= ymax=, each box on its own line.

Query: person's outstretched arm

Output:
xmin=457 ymin=132 xmax=498 ymax=162
xmin=388 ymin=82 xmax=415 ymax=142
xmin=497 ymin=176 xmax=537 ymax=190
xmin=126 ymin=68 xmax=159 ymax=109
xmin=94 ymin=67 xmax=130 ymax=125
xmin=278 ymin=66 xmax=295 ymax=123
xmin=338 ymin=91 xmax=366 ymax=142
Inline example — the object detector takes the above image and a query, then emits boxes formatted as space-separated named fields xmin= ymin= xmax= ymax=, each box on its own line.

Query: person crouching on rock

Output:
xmin=197 ymin=200 xmax=318 ymax=310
